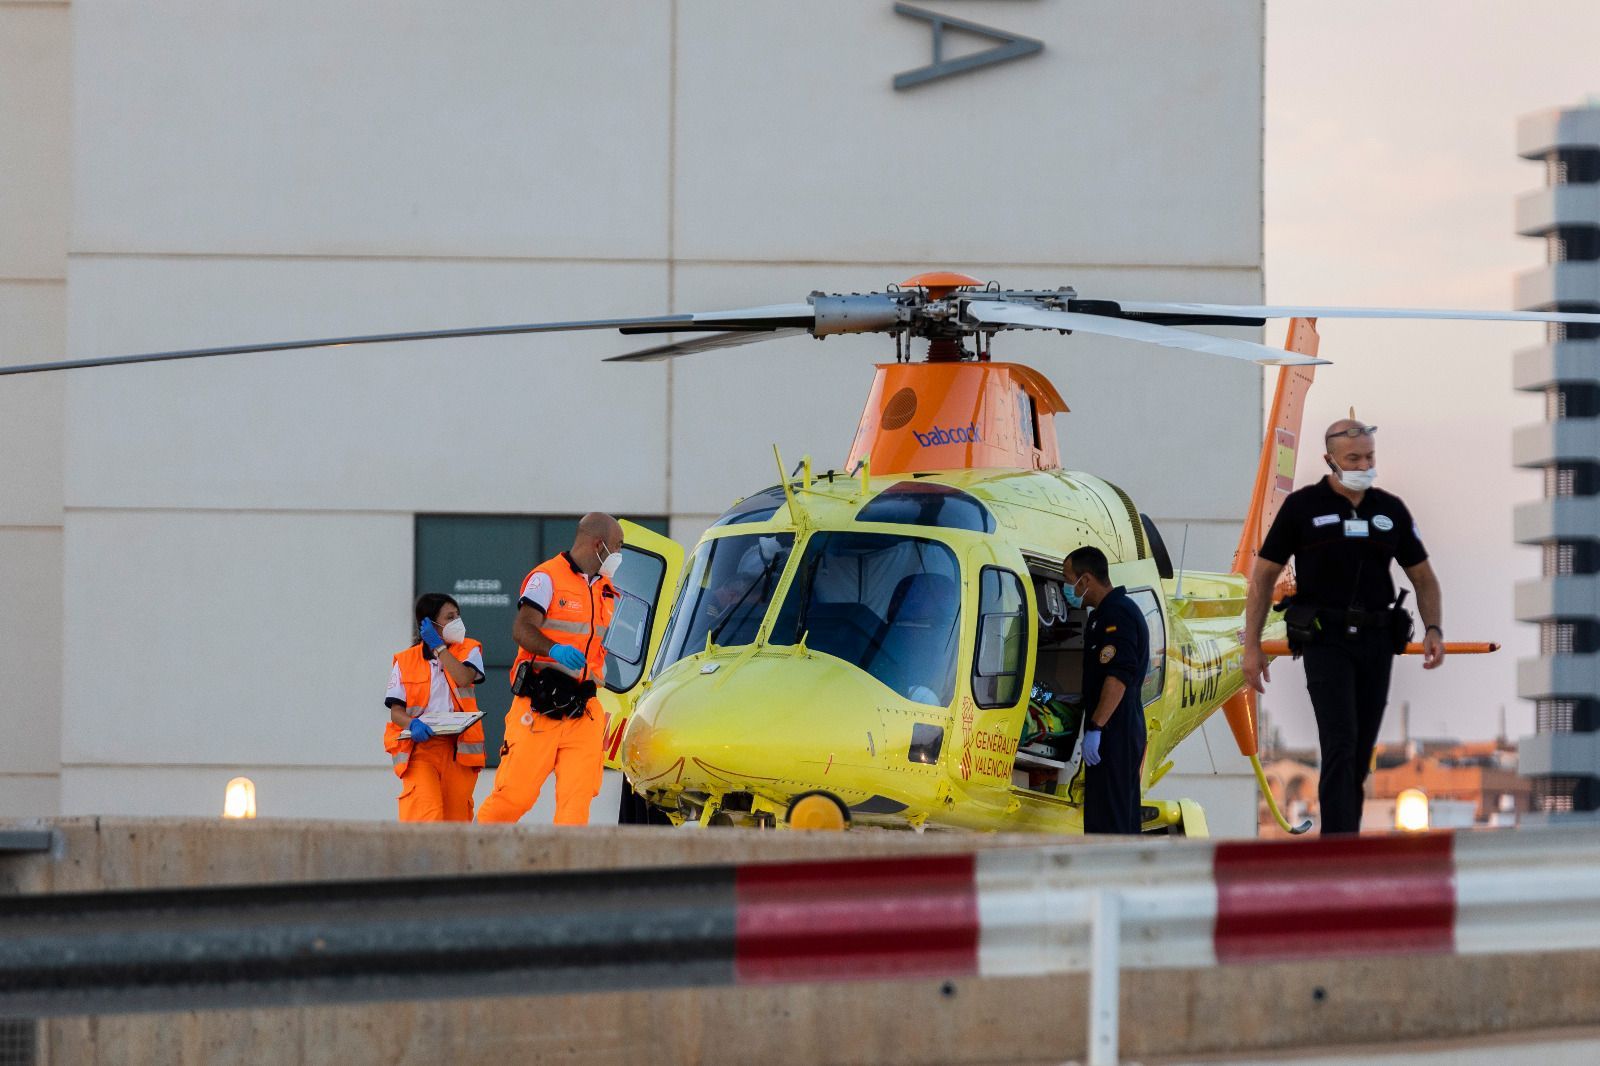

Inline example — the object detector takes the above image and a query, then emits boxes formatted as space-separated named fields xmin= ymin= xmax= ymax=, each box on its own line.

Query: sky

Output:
xmin=1260 ymin=1 xmax=1600 ymax=748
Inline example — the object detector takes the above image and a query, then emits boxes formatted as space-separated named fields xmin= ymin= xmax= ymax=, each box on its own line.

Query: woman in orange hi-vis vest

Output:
xmin=478 ymin=513 xmax=622 ymax=826
xmin=384 ymin=593 xmax=488 ymax=822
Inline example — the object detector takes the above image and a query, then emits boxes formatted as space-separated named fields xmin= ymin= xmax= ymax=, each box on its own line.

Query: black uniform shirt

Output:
xmin=1082 ymin=586 xmax=1149 ymax=745
xmin=1259 ymin=478 xmax=1428 ymax=611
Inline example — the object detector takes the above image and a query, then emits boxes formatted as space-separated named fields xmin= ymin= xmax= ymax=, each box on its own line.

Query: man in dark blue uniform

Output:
xmin=1064 ymin=546 xmax=1150 ymax=835
xmin=1243 ymin=419 xmax=1445 ymax=835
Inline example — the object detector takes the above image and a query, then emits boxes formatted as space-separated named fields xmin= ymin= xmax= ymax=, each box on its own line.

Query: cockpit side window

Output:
xmin=1126 ymin=587 xmax=1167 ymax=706
xmin=602 ymin=546 xmax=668 ymax=693
xmin=973 ymin=567 xmax=1028 ymax=708
xmin=653 ymin=533 xmax=795 ymax=674
xmin=770 ymin=532 xmax=960 ymax=706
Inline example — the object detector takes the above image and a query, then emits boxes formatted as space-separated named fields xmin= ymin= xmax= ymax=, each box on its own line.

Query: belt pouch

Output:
xmin=1283 ymin=602 xmax=1319 ymax=652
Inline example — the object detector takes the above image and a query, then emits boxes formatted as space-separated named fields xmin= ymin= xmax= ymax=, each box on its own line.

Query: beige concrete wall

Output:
xmin=0 ymin=0 xmax=68 ymax=817
xmin=44 ymin=956 xmax=1600 ymax=1066
xmin=46 ymin=0 xmax=1266 ymax=825
xmin=5 ymin=819 xmax=1600 ymax=1065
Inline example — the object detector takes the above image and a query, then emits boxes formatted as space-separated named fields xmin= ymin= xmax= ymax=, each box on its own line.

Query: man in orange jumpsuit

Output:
xmin=478 ymin=512 xmax=623 ymax=825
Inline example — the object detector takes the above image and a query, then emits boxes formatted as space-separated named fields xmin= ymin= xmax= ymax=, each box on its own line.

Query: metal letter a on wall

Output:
xmin=893 ymin=3 xmax=1043 ymax=91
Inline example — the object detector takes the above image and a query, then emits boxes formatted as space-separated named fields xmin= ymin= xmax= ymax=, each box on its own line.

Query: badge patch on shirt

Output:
xmin=1344 ymin=519 xmax=1369 ymax=538
xmin=1312 ymin=514 xmax=1339 ymax=527
xmin=1099 ymin=645 xmax=1117 ymax=664
xmin=1372 ymin=515 xmax=1394 ymax=531
xmin=1105 ymin=625 xmax=1118 ymax=633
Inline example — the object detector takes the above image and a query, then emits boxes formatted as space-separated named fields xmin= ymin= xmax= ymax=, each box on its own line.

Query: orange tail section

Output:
xmin=1222 ymin=318 xmax=1320 ymax=758
xmin=1231 ymin=317 xmax=1320 ymax=576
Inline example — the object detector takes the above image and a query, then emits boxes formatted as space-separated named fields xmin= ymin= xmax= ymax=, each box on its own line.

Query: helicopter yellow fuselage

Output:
xmin=618 ymin=464 xmax=1283 ymax=833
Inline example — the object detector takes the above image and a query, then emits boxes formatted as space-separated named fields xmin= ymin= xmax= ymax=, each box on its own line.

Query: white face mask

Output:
xmin=440 ymin=617 xmax=467 ymax=645
xmin=1331 ymin=463 xmax=1377 ymax=492
xmin=598 ymin=544 xmax=623 ymax=581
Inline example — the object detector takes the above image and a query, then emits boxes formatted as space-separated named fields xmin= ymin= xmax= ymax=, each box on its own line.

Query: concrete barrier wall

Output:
xmin=6 ymin=819 xmax=1600 ymax=1065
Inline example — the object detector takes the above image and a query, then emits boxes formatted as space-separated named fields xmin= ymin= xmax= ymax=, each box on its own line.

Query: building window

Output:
xmin=1537 ymin=699 xmax=1575 ymax=733
xmin=1542 ymin=464 xmax=1600 ymax=498
xmin=1541 ymin=621 xmax=1576 ymax=655
xmin=1545 ymin=149 xmax=1600 ymax=185
xmin=1546 ymin=320 xmax=1600 ymax=343
xmin=1540 ymin=620 xmax=1600 ymax=655
xmin=1534 ymin=777 xmax=1577 ymax=813
xmin=1543 ymin=541 xmax=1600 ymax=576
xmin=1546 ymin=466 xmax=1573 ymax=497
xmin=1532 ymin=776 xmax=1599 ymax=814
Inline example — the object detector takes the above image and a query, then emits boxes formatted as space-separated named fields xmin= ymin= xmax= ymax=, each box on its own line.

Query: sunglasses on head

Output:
xmin=1326 ymin=424 xmax=1377 ymax=441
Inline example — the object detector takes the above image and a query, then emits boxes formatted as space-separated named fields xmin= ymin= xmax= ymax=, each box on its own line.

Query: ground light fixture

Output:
xmin=223 ymin=776 xmax=257 ymax=819
xmin=1395 ymin=787 xmax=1430 ymax=832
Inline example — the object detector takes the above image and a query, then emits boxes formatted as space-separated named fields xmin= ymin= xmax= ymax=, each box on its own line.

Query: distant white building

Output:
xmin=2 ymin=1 xmax=1266 ymax=830
xmin=1515 ymin=99 xmax=1600 ymax=822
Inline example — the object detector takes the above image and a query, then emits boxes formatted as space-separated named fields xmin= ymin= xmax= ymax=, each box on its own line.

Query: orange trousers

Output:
xmin=397 ymin=738 xmax=480 ymax=822
xmin=477 ymin=698 xmax=604 ymax=825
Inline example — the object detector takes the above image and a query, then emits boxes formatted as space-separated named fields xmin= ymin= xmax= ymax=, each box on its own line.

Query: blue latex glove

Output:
xmin=1082 ymin=728 xmax=1102 ymax=766
xmin=549 ymin=644 xmax=586 ymax=673
xmin=407 ymin=718 xmax=435 ymax=743
xmin=419 ymin=618 xmax=446 ymax=652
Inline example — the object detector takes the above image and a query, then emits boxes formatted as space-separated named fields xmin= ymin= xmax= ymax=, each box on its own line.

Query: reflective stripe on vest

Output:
xmin=385 ymin=638 xmax=488 ymax=776
xmin=513 ymin=553 xmax=618 ymax=686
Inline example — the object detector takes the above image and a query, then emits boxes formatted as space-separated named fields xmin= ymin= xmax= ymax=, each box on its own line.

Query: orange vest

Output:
xmin=512 ymin=552 xmax=617 ymax=687
xmin=384 ymin=638 xmax=487 ymax=778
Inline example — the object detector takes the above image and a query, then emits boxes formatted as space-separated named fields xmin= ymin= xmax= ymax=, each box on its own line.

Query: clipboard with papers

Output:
xmin=400 ymin=710 xmax=484 ymax=739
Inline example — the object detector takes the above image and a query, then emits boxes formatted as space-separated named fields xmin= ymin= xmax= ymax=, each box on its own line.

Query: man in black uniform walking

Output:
xmin=1064 ymin=546 xmax=1150 ymax=835
xmin=1243 ymin=419 xmax=1445 ymax=834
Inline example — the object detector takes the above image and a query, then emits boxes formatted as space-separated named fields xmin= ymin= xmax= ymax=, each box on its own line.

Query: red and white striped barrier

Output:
xmin=734 ymin=830 xmax=1600 ymax=1065
xmin=8 ymin=826 xmax=1598 ymax=1064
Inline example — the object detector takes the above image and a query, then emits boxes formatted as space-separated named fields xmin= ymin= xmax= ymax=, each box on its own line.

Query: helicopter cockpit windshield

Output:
xmin=655 ymin=532 xmax=796 ymax=670
xmin=769 ymin=532 xmax=960 ymax=707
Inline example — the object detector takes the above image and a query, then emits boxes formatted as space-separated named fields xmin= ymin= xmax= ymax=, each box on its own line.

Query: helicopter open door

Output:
xmin=597 ymin=520 xmax=684 ymax=771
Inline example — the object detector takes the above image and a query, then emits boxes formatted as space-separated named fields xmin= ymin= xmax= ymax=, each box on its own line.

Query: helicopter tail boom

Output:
xmin=1218 ymin=319 xmax=1322 ymax=761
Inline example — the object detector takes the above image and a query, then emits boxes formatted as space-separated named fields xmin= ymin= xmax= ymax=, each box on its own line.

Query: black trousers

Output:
xmin=1302 ymin=629 xmax=1394 ymax=835
xmin=1084 ymin=727 xmax=1146 ymax=835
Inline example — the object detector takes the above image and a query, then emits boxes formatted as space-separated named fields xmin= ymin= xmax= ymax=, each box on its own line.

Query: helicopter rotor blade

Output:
xmin=1112 ymin=301 xmax=1600 ymax=325
xmin=966 ymin=301 xmax=1329 ymax=367
xmin=0 ymin=304 xmax=817 ymax=378
xmin=605 ymin=328 xmax=810 ymax=363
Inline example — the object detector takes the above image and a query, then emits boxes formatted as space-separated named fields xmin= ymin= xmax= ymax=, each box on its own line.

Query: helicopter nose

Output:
xmin=622 ymin=651 xmax=890 ymax=793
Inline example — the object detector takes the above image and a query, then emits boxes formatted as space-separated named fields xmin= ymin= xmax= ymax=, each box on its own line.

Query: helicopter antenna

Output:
xmin=772 ymin=444 xmax=810 ymax=527
xmin=1173 ymin=523 xmax=1191 ymax=598
xmin=772 ymin=445 xmax=796 ymax=509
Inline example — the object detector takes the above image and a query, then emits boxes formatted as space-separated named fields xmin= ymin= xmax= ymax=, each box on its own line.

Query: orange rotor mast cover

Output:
xmin=845 ymin=273 xmax=1069 ymax=477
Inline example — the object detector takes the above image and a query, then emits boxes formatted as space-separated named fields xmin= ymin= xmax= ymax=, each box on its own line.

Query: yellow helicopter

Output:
xmin=579 ymin=274 xmax=1529 ymax=834
xmin=8 ymin=271 xmax=1584 ymax=834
